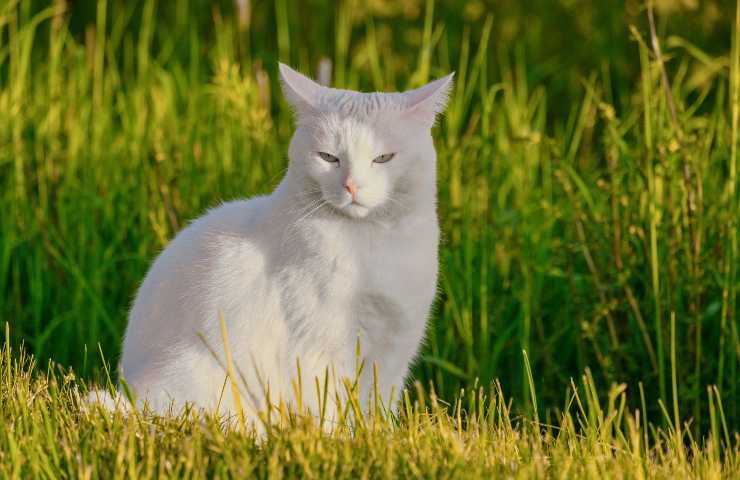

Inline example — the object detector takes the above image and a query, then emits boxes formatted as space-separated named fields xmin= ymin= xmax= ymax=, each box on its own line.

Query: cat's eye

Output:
xmin=373 ymin=153 xmax=395 ymax=164
xmin=317 ymin=152 xmax=339 ymax=164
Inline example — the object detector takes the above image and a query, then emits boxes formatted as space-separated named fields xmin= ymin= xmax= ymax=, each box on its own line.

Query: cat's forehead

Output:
xmin=317 ymin=90 xmax=407 ymax=118
xmin=302 ymin=89 xmax=415 ymax=148
xmin=311 ymin=111 xmax=401 ymax=148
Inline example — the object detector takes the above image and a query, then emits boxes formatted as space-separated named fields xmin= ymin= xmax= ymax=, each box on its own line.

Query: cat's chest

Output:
xmin=286 ymin=217 xmax=438 ymax=310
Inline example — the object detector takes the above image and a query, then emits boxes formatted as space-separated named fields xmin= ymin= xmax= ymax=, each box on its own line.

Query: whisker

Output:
xmin=294 ymin=200 xmax=329 ymax=225
xmin=280 ymin=197 xmax=330 ymax=248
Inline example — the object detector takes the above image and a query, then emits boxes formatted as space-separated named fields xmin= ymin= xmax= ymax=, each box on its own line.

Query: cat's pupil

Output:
xmin=373 ymin=153 xmax=395 ymax=164
xmin=318 ymin=152 xmax=339 ymax=163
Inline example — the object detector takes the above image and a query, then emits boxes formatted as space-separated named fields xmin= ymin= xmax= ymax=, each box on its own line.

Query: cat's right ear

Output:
xmin=279 ymin=63 xmax=324 ymax=117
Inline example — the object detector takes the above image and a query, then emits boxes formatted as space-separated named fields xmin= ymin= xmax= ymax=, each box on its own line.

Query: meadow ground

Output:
xmin=1 ymin=335 xmax=738 ymax=478
xmin=1 ymin=0 xmax=739 ymax=477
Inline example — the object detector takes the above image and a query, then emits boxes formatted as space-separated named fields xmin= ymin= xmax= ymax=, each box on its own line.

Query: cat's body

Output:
xmin=117 ymin=64 xmax=453 ymax=422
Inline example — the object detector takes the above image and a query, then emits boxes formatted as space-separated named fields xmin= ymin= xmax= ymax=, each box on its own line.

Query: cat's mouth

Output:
xmin=336 ymin=200 xmax=370 ymax=218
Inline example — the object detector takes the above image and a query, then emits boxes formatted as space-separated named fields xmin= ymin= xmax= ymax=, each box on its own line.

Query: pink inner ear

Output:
xmin=279 ymin=63 xmax=324 ymax=111
xmin=403 ymin=73 xmax=455 ymax=125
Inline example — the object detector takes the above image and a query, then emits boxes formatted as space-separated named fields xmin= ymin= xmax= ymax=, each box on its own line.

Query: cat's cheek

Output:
xmin=315 ymin=157 xmax=340 ymax=173
xmin=306 ymin=162 xmax=338 ymax=187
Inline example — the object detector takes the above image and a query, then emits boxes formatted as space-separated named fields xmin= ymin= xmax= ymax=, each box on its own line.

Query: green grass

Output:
xmin=1 ymin=336 xmax=738 ymax=478
xmin=1 ymin=0 xmax=739 ymax=474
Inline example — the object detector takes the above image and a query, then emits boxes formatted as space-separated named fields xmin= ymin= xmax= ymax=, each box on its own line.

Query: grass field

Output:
xmin=1 ymin=0 xmax=739 ymax=476
xmin=1 ymin=335 xmax=738 ymax=478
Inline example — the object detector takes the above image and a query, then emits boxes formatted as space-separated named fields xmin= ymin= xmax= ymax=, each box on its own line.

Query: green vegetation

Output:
xmin=1 ymin=0 xmax=739 ymax=475
xmin=1 ymin=336 xmax=738 ymax=478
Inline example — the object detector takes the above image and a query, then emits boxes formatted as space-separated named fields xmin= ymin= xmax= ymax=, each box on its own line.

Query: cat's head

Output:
xmin=279 ymin=63 xmax=453 ymax=219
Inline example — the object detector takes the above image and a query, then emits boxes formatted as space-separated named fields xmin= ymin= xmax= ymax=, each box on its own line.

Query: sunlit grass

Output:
xmin=1 ymin=336 xmax=737 ymax=478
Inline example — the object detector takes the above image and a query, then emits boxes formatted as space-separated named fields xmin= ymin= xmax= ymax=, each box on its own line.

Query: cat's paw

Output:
xmin=80 ymin=387 xmax=130 ymax=414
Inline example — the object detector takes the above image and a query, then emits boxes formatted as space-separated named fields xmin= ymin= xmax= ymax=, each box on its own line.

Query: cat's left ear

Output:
xmin=402 ymin=73 xmax=455 ymax=128
xmin=279 ymin=63 xmax=325 ymax=117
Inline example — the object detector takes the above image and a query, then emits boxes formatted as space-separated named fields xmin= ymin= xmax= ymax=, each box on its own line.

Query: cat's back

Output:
xmin=142 ymin=194 xmax=272 ymax=288
xmin=123 ymin=195 xmax=274 ymax=355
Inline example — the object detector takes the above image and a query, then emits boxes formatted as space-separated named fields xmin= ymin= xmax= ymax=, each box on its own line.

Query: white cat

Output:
xmin=112 ymin=64 xmax=453 ymax=424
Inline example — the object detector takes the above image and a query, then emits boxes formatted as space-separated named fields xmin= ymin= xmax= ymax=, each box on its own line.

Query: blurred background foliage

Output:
xmin=53 ymin=0 xmax=735 ymax=116
xmin=1 ymin=0 xmax=738 ymax=435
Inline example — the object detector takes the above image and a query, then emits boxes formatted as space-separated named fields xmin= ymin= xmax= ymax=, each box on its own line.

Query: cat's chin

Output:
xmin=336 ymin=202 xmax=371 ymax=219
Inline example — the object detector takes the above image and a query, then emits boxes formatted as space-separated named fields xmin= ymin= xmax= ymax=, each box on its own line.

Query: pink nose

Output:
xmin=344 ymin=177 xmax=358 ymax=201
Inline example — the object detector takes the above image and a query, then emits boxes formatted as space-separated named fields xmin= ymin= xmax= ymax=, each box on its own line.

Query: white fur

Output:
xmin=116 ymin=64 xmax=453 ymax=423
